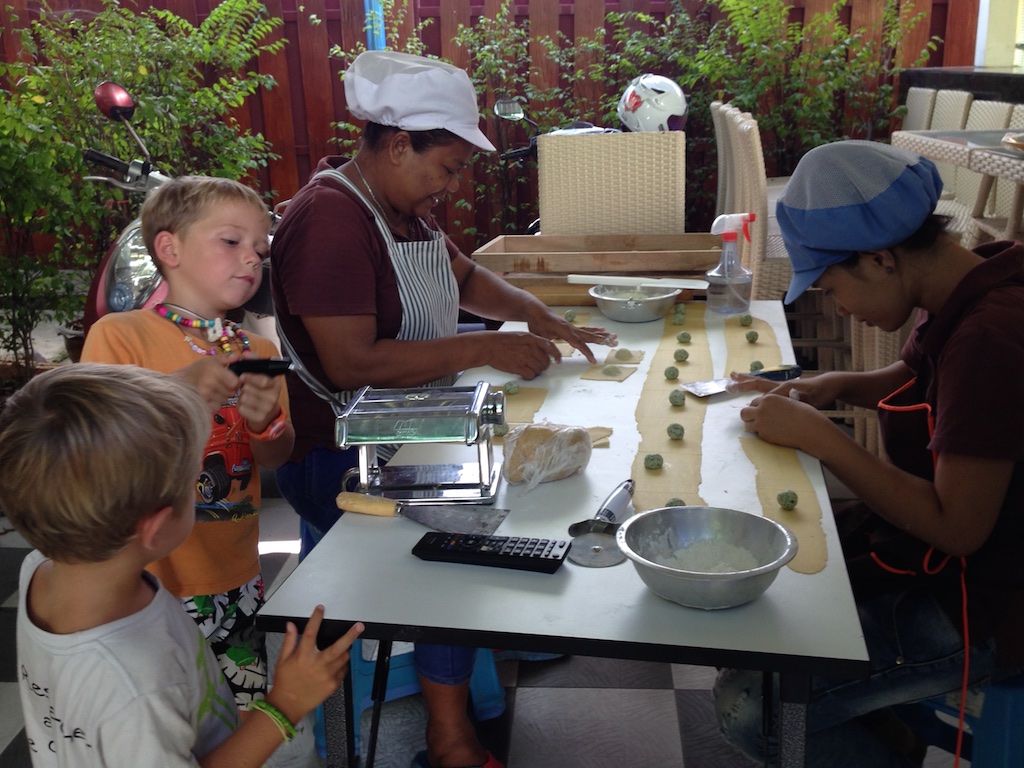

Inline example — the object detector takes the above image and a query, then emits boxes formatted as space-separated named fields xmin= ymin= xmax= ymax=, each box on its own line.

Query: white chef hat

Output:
xmin=344 ymin=50 xmax=496 ymax=152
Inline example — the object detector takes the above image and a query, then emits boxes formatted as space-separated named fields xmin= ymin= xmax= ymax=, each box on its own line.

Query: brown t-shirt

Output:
xmin=270 ymin=156 xmax=458 ymax=460
xmin=893 ymin=241 xmax=1024 ymax=666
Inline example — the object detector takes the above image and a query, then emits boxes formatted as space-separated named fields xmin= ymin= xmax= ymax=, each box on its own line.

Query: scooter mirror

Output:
xmin=94 ymin=81 xmax=136 ymax=122
xmin=493 ymin=99 xmax=524 ymax=122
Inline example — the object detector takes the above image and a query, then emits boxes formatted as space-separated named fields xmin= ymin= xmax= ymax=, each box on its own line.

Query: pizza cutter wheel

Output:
xmin=567 ymin=520 xmax=626 ymax=567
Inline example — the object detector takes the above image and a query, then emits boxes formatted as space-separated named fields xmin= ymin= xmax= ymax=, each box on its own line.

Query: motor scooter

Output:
xmin=80 ymin=81 xmax=276 ymax=338
xmin=81 ymin=81 xmax=172 ymax=335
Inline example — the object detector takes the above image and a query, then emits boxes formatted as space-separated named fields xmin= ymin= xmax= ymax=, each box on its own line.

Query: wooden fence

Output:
xmin=2 ymin=0 xmax=975 ymax=251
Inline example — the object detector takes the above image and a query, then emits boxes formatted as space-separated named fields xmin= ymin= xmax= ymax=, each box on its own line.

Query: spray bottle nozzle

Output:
xmin=711 ymin=212 xmax=756 ymax=243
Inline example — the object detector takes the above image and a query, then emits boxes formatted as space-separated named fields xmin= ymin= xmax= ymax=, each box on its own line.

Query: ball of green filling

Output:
xmin=669 ymin=389 xmax=687 ymax=406
xmin=665 ymin=497 xmax=686 ymax=507
xmin=673 ymin=303 xmax=686 ymax=315
xmin=777 ymin=490 xmax=798 ymax=510
xmin=602 ymin=365 xmax=621 ymax=376
xmin=503 ymin=381 xmax=520 ymax=395
xmin=739 ymin=313 xmax=753 ymax=326
xmin=745 ymin=330 xmax=759 ymax=343
xmin=676 ymin=331 xmax=691 ymax=343
xmin=493 ymin=422 xmax=509 ymax=436
xmin=673 ymin=348 xmax=689 ymax=363
xmin=671 ymin=314 xmax=686 ymax=325
xmin=563 ymin=309 xmax=576 ymax=322
xmin=614 ymin=347 xmax=633 ymax=361
xmin=644 ymin=453 xmax=664 ymax=470
xmin=667 ymin=423 xmax=685 ymax=440
xmin=664 ymin=366 xmax=679 ymax=380
xmin=749 ymin=360 xmax=764 ymax=373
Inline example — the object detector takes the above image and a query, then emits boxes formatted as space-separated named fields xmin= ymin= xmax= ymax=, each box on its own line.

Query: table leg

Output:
xmin=779 ymin=672 xmax=811 ymax=768
xmin=972 ymin=175 xmax=996 ymax=218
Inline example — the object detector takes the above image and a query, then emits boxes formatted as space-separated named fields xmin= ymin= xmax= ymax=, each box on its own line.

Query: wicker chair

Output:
xmin=536 ymin=131 xmax=687 ymax=235
xmin=710 ymin=100 xmax=734 ymax=218
xmin=928 ymin=90 xmax=973 ymax=199
xmin=724 ymin=110 xmax=851 ymax=379
xmin=901 ymin=86 xmax=937 ymax=131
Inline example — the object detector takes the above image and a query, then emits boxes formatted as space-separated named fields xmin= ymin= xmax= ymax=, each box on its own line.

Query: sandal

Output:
xmin=411 ymin=750 xmax=504 ymax=768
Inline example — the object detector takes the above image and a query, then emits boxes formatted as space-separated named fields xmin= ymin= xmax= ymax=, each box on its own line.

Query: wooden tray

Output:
xmin=472 ymin=233 xmax=720 ymax=305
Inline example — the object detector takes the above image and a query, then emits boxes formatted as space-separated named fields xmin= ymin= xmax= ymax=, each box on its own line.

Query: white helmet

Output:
xmin=617 ymin=74 xmax=687 ymax=132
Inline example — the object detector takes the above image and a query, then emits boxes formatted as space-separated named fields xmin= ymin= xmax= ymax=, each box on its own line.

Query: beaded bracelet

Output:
xmin=249 ymin=700 xmax=296 ymax=743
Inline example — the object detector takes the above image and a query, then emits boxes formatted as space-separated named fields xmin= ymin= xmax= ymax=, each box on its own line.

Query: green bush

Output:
xmin=0 ymin=0 xmax=284 ymax=384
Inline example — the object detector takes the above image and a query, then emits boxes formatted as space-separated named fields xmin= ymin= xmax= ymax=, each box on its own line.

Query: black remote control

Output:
xmin=412 ymin=531 xmax=572 ymax=574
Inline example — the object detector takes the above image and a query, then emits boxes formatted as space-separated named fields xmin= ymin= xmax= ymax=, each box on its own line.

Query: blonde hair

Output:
xmin=0 ymin=363 xmax=210 ymax=563
xmin=141 ymin=175 xmax=268 ymax=272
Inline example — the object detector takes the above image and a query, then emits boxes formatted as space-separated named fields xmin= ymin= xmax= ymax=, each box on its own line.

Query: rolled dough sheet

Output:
xmin=724 ymin=313 xmax=782 ymax=378
xmin=502 ymin=386 xmax=547 ymax=424
xmin=581 ymin=364 xmax=637 ymax=382
xmin=631 ymin=303 xmax=709 ymax=512
xmin=740 ymin=437 xmax=827 ymax=574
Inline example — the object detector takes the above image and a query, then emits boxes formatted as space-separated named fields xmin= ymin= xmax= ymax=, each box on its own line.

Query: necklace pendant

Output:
xmin=207 ymin=317 xmax=223 ymax=343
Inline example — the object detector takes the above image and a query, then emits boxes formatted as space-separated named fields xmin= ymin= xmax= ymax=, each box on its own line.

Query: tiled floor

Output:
xmin=0 ymin=491 xmax=969 ymax=767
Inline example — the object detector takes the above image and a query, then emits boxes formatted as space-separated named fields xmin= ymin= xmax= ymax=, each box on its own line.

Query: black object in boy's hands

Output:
xmin=228 ymin=357 xmax=294 ymax=376
xmin=412 ymin=531 xmax=571 ymax=573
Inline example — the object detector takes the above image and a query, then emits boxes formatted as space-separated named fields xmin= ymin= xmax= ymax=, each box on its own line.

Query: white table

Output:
xmin=258 ymin=301 xmax=869 ymax=767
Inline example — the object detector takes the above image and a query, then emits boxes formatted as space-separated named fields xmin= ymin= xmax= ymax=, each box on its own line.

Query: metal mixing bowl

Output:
xmin=588 ymin=285 xmax=681 ymax=323
xmin=616 ymin=506 xmax=798 ymax=610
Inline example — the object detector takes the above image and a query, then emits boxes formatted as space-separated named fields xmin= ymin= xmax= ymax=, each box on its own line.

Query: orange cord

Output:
xmin=953 ymin=557 xmax=969 ymax=768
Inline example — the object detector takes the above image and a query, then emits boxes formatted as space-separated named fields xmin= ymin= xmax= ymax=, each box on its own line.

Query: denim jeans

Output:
xmin=275 ymin=446 xmax=477 ymax=685
xmin=713 ymin=588 xmax=1012 ymax=768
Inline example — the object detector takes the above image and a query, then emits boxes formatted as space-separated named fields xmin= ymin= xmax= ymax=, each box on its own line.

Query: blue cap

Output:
xmin=776 ymin=140 xmax=942 ymax=304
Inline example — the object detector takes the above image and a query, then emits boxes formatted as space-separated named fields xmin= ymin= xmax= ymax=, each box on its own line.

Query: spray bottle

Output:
xmin=706 ymin=212 xmax=755 ymax=315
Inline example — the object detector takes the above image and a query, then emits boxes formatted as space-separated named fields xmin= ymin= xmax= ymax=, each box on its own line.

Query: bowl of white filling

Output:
xmin=616 ymin=506 xmax=797 ymax=609
xmin=588 ymin=285 xmax=681 ymax=323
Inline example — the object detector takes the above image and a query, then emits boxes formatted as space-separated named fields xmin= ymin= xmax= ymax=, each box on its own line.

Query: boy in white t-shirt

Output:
xmin=0 ymin=363 xmax=362 ymax=767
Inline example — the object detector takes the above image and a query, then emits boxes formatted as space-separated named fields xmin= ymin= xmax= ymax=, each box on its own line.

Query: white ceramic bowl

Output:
xmin=616 ymin=506 xmax=798 ymax=610
xmin=588 ymin=285 xmax=681 ymax=323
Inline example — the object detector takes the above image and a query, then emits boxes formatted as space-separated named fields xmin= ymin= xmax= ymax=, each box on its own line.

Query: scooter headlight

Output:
xmin=103 ymin=221 xmax=161 ymax=312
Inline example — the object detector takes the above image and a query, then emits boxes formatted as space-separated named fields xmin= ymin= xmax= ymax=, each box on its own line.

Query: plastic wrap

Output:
xmin=502 ymin=421 xmax=592 ymax=491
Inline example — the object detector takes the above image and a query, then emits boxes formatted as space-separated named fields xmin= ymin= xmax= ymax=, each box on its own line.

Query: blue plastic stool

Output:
xmin=899 ymin=674 xmax=1024 ymax=766
xmin=314 ymin=640 xmax=506 ymax=758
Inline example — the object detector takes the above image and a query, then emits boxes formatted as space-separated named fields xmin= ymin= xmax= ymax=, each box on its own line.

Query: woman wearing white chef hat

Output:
xmin=271 ymin=51 xmax=614 ymax=768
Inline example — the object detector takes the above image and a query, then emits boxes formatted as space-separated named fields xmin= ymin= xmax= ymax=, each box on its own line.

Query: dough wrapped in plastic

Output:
xmin=502 ymin=421 xmax=592 ymax=491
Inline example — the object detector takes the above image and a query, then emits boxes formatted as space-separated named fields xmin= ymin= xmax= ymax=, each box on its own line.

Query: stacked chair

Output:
xmin=900 ymin=86 xmax=937 ymax=131
xmin=712 ymin=104 xmax=859 ymax=436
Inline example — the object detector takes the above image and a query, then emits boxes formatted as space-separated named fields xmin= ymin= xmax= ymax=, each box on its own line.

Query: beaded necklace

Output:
xmin=156 ymin=303 xmax=250 ymax=356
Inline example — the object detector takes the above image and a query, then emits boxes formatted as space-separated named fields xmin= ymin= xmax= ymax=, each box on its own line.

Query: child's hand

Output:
xmin=236 ymin=366 xmax=284 ymax=432
xmin=266 ymin=606 xmax=364 ymax=726
xmin=174 ymin=355 xmax=242 ymax=412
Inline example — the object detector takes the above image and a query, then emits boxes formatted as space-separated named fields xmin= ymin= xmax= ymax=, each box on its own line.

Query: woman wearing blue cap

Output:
xmin=715 ymin=140 xmax=1024 ymax=766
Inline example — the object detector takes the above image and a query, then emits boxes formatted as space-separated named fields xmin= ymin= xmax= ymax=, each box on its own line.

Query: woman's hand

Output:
xmin=739 ymin=392 xmax=834 ymax=452
xmin=523 ymin=305 xmax=617 ymax=363
xmin=488 ymin=331 xmax=563 ymax=380
xmin=728 ymin=371 xmax=842 ymax=410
